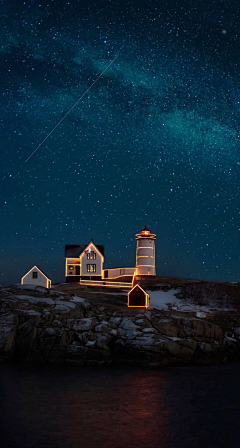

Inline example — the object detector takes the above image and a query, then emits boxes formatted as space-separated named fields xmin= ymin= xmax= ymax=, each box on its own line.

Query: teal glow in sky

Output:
xmin=1 ymin=0 xmax=240 ymax=284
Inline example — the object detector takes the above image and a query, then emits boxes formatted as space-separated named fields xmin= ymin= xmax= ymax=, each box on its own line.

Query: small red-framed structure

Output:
xmin=127 ymin=284 xmax=149 ymax=308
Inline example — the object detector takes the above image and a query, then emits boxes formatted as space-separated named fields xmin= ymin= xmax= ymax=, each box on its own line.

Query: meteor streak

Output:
xmin=24 ymin=52 xmax=120 ymax=163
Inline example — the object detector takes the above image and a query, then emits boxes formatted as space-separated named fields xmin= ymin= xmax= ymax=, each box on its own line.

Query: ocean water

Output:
xmin=1 ymin=363 xmax=240 ymax=448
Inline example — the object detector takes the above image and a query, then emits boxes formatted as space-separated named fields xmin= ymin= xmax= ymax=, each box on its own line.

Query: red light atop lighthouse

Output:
xmin=141 ymin=226 xmax=151 ymax=235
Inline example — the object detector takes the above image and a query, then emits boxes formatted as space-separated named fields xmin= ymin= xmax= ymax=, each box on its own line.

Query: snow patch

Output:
xmin=196 ymin=311 xmax=207 ymax=318
xmin=148 ymin=289 xmax=180 ymax=311
xmin=70 ymin=295 xmax=86 ymax=303
xmin=148 ymin=289 xmax=235 ymax=313
xmin=15 ymin=295 xmax=55 ymax=305
xmin=120 ymin=318 xmax=139 ymax=331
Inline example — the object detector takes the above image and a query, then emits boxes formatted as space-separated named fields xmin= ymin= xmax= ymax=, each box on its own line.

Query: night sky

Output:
xmin=1 ymin=0 xmax=240 ymax=285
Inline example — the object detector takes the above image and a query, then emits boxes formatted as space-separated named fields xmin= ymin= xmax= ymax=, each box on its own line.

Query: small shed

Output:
xmin=21 ymin=266 xmax=51 ymax=288
xmin=128 ymin=284 xmax=149 ymax=308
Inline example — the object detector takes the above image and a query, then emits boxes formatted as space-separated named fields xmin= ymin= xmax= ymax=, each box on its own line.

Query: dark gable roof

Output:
xmin=96 ymin=245 xmax=104 ymax=256
xmin=65 ymin=244 xmax=104 ymax=257
xmin=65 ymin=245 xmax=87 ymax=257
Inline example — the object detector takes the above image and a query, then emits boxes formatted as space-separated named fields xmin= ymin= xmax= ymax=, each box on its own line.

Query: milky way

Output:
xmin=1 ymin=0 xmax=240 ymax=284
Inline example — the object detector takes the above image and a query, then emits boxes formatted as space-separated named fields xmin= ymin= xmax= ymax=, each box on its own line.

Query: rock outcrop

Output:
xmin=1 ymin=285 xmax=240 ymax=367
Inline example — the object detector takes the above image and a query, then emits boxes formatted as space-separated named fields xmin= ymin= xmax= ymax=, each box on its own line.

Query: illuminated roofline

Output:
xmin=135 ymin=234 xmax=156 ymax=240
xmin=102 ymin=267 xmax=135 ymax=271
xmin=80 ymin=242 xmax=104 ymax=276
xmin=101 ymin=274 xmax=135 ymax=280
xmin=127 ymin=284 xmax=149 ymax=308
xmin=128 ymin=283 xmax=148 ymax=294
xmin=79 ymin=242 xmax=104 ymax=262
xmin=137 ymin=246 xmax=155 ymax=249
xmin=137 ymin=255 xmax=154 ymax=258
xmin=79 ymin=280 xmax=132 ymax=288
xmin=136 ymin=264 xmax=155 ymax=267
xmin=21 ymin=265 xmax=50 ymax=283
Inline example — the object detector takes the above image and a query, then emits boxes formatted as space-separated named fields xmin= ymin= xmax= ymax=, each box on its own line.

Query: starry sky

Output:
xmin=1 ymin=0 xmax=240 ymax=285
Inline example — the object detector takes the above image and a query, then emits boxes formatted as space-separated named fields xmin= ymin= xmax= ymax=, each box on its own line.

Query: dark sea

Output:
xmin=0 ymin=363 xmax=240 ymax=448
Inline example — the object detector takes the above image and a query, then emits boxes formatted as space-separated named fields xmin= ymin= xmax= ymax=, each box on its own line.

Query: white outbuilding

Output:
xmin=21 ymin=266 xmax=51 ymax=288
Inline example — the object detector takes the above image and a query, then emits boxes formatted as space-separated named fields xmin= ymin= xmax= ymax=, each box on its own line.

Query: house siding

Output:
xmin=21 ymin=267 xmax=50 ymax=288
xmin=80 ymin=253 xmax=102 ymax=276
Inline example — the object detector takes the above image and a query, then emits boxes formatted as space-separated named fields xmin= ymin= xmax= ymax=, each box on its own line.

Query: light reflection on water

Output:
xmin=1 ymin=363 xmax=240 ymax=448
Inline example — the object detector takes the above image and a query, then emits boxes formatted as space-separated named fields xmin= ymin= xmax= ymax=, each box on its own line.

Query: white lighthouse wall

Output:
xmin=136 ymin=238 xmax=155 ymax=275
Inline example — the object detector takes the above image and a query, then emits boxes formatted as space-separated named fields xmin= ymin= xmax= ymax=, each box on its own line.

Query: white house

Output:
xmin=65 ymin=239 xmax=104 ymax=282
xmin=21 ymin=266 xmax=51 ymax=288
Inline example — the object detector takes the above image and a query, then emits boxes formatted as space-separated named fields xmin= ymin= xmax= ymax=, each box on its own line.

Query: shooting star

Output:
xmin=25 ymin=52 xmax=120 ymax=163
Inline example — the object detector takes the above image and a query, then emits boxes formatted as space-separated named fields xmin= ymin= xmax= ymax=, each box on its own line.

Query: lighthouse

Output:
xmin=135 ymin=226 xmax=156 ymax=276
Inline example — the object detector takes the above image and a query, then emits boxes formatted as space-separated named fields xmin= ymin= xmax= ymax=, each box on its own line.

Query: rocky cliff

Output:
xmin=1 ymin=284 xmax=240 ymax=367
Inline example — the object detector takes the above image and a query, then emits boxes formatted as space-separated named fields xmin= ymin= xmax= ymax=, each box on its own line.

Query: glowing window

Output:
xmin=87 ymin=251 xmax=96 ymax=260
xmin=87 ymin=264 xmax=96 ymax=273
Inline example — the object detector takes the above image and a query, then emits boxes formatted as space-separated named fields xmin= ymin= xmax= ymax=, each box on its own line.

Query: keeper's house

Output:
xmin=65 ymin=239 xmax=104 ymax=282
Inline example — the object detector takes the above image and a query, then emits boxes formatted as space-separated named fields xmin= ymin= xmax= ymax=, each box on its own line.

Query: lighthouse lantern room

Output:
xmin=135 ymin=226 xmax=156 ymax=276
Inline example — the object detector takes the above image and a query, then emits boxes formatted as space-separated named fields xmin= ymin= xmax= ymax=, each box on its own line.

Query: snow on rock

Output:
xmin=73 ymin=318 xmax=96 ymax=332
xmin=131 ymin=335 xmax=156 ymax=346
xmin=196 ymin=311 xmax=207 ymax=319
xmin=54 ymin=301 xmax=76 ymax=312
xmin=19 ymin=310 xmax=41 ymax=317
xmin=44 ymin=327 xmax=58 ymax=336
xmin=85 ymin=340 xmax=96 ymax=347
xmin=148 ymin=288 xmax=235 ymax=313
xmin=142 ymin=328 xmax=157 ymax=334
xmin=95 ymin=333 xmax=113 ymax=344
xmin=71 ymin=295 xmax=85 ymax=303
xmin=52 ymin=304 xmax=69 ymax=312
xmin=135 ymin=319 xmax=145 ymax=324
xmin=15 ymin=295 xmax=55 ymax=305
xmin=120 ymin=317 xmax=139 ymax=331
xmin=94 ymin=322 xmax=117 ymax=335
xmin=125 ymin=330 xmax=142 ymax=339
xmin=109 ymin=317 xmax=122 ymax=325
xmin=148 ymin=289 xmax=180 ymax=311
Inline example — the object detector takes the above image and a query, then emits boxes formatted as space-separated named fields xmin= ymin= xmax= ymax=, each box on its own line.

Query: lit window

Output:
xmin=87 ymin=251 xmax=96 ymax=260
xmin=87 ymin=264 xmax=96 ymax=273
xmin=32 ymin=272 xmax=38 ymax=279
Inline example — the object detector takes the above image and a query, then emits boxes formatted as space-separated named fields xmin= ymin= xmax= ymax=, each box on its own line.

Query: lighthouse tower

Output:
xmin=135 ymin=226 xmax=156 ymax=276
